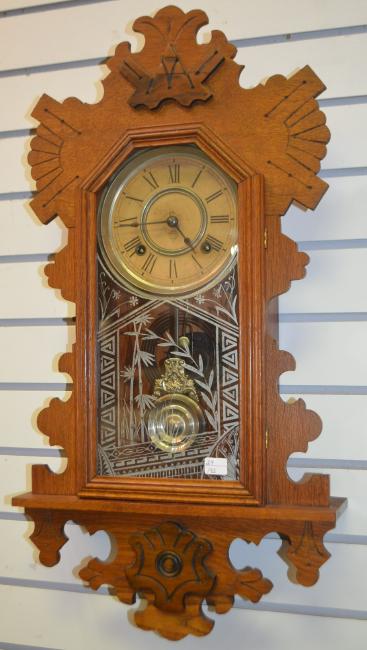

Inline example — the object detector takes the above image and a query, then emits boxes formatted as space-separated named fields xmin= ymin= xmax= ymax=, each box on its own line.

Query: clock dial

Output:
xmin=99 ymin=146 xmax=237 ymax=297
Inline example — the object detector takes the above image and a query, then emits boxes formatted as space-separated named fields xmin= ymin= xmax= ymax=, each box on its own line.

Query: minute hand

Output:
xmin=116 ymin=219 xmax=171 ymax=228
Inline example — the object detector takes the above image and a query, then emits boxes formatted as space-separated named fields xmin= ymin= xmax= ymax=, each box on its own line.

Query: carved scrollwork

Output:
xmin=18 ymin=505 xmax=341 ymax=640
xmin=208 ymin=567 xmax=272 ymax=614
xmin=79 ymin=520 xmax=274 ymax=640
xmin=125 ymin=521 xmax=214 ymax=638
xmin=80 ymin=557 xmax=135 ymax=605
xmin=126 ymin=521 xmax=214 ymax=604
xmin=261 ymin=67 xmax=330 ymax=210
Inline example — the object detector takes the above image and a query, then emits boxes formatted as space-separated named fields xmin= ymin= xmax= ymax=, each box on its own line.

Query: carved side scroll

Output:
xmin=29 ymin=510 xmax=69 ymax=567
xmin=281 ymin=521 xmax=331 ymax=586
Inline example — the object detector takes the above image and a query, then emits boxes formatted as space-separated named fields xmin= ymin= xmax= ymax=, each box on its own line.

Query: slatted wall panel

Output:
xmin=0 ymin=1 xmax=366 ymax=648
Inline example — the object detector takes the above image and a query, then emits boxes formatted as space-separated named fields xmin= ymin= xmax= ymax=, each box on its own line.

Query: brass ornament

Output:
xmin=148 ymin=357 xmax=204 ymax=453
xmin=153 ymin=357 xmax=199 ymax=402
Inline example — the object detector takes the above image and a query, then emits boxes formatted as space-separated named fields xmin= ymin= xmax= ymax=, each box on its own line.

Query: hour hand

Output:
xmin=167 ymin=216 xmax=195 ymax=251
xmin=177 ymin=224 xmax=195 ymax=251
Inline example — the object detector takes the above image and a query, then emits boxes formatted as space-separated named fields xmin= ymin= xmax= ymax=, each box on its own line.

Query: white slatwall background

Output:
xmin=0 ymin=1 xmax=366 ymax=648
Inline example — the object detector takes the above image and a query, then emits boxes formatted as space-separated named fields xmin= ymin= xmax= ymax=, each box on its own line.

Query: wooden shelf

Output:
xmin=13 ymin=492 xmax=347 ymax=521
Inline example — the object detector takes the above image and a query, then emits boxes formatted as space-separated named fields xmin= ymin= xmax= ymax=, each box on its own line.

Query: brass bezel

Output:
xmin=98 ymin=144 xmax=238 ymax=298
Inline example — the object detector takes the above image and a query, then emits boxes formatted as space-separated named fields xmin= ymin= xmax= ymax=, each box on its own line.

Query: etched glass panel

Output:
xmin=96 ymin=263 xmax=240 ymax=480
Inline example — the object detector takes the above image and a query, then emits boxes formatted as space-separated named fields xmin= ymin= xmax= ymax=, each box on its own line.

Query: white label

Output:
xmin=204 ymin=457 xmax=228 ymax=476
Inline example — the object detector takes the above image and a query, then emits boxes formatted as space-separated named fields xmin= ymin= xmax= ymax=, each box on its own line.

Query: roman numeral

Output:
xmin=124 ymin=194 xmax=143 ymax=203
xmin=206 ymin=189 xmax=223 ymax=203
xmin=124 ymin=236 xmax=141 ymax=253
xmin=207 ymin=235 xmax=223 ymax=251
xmin=191 ymin=168 xmax=203 ymax=188
xmin=168 ymin=163 xmax=180 ymax=183
xmin=169 ymin=259 xmax=178 ymax=279
xmin=115 ymin=217 xmax=138 ymax=228
xmin=191 ymin=254 xmax=202 ymax=269
xmin=210 ymin=215 xmax=229 ymax=223
xmin=143 ymin=171 xmax=159 ymax=190
xmin=141 ymin=253 xmax=157 ymax=274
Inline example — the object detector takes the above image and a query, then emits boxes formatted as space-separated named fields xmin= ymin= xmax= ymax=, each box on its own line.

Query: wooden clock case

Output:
xmin=13 ymin=5 xmax=346 ymax=640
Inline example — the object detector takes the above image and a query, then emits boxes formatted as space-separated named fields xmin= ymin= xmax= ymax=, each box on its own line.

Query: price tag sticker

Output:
xmin=204 ymin=457 xmax=228 ymax=476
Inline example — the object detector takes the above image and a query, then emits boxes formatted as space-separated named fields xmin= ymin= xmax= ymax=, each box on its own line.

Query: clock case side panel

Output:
xmin=79 ymin=154 xmax=266 ymax=506
xmin=28 ymin=189 xmax=96 ymax=499
xmin=264 ymin=211 xmax=330 ymax=507
xmin=28 ymin=212 xmax=83 ymax=497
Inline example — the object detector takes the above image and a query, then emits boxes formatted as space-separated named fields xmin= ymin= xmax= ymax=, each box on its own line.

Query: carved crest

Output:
xmin=126 ymin=521 xmax=215 ymax=637
xmin=110 ymin=6 xmax=237 ymax=108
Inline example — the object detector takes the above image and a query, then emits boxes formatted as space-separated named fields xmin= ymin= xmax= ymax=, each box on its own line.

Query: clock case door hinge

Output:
xmin=264 ymin=227 xmax=268 ymax=249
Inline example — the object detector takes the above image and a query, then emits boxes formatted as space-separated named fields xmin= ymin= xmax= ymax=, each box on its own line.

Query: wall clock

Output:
xmin=13 ymin=5 xmax=346 ymax=640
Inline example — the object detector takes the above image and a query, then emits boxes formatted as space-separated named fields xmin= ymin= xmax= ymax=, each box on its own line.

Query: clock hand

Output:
xmin=116 ymin=219 xmax=170 ymax=228
xmin=175 ymin=223 xmax=195 ymax=251
xmin=167 ymin=215 xmax=195 ymax=251
xmin=117 ymin=215 xmax=196 ymax=251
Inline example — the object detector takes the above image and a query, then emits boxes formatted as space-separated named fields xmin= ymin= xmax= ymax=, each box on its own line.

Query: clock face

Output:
xmin=98 ymin=146 xmax=238 ymax=297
